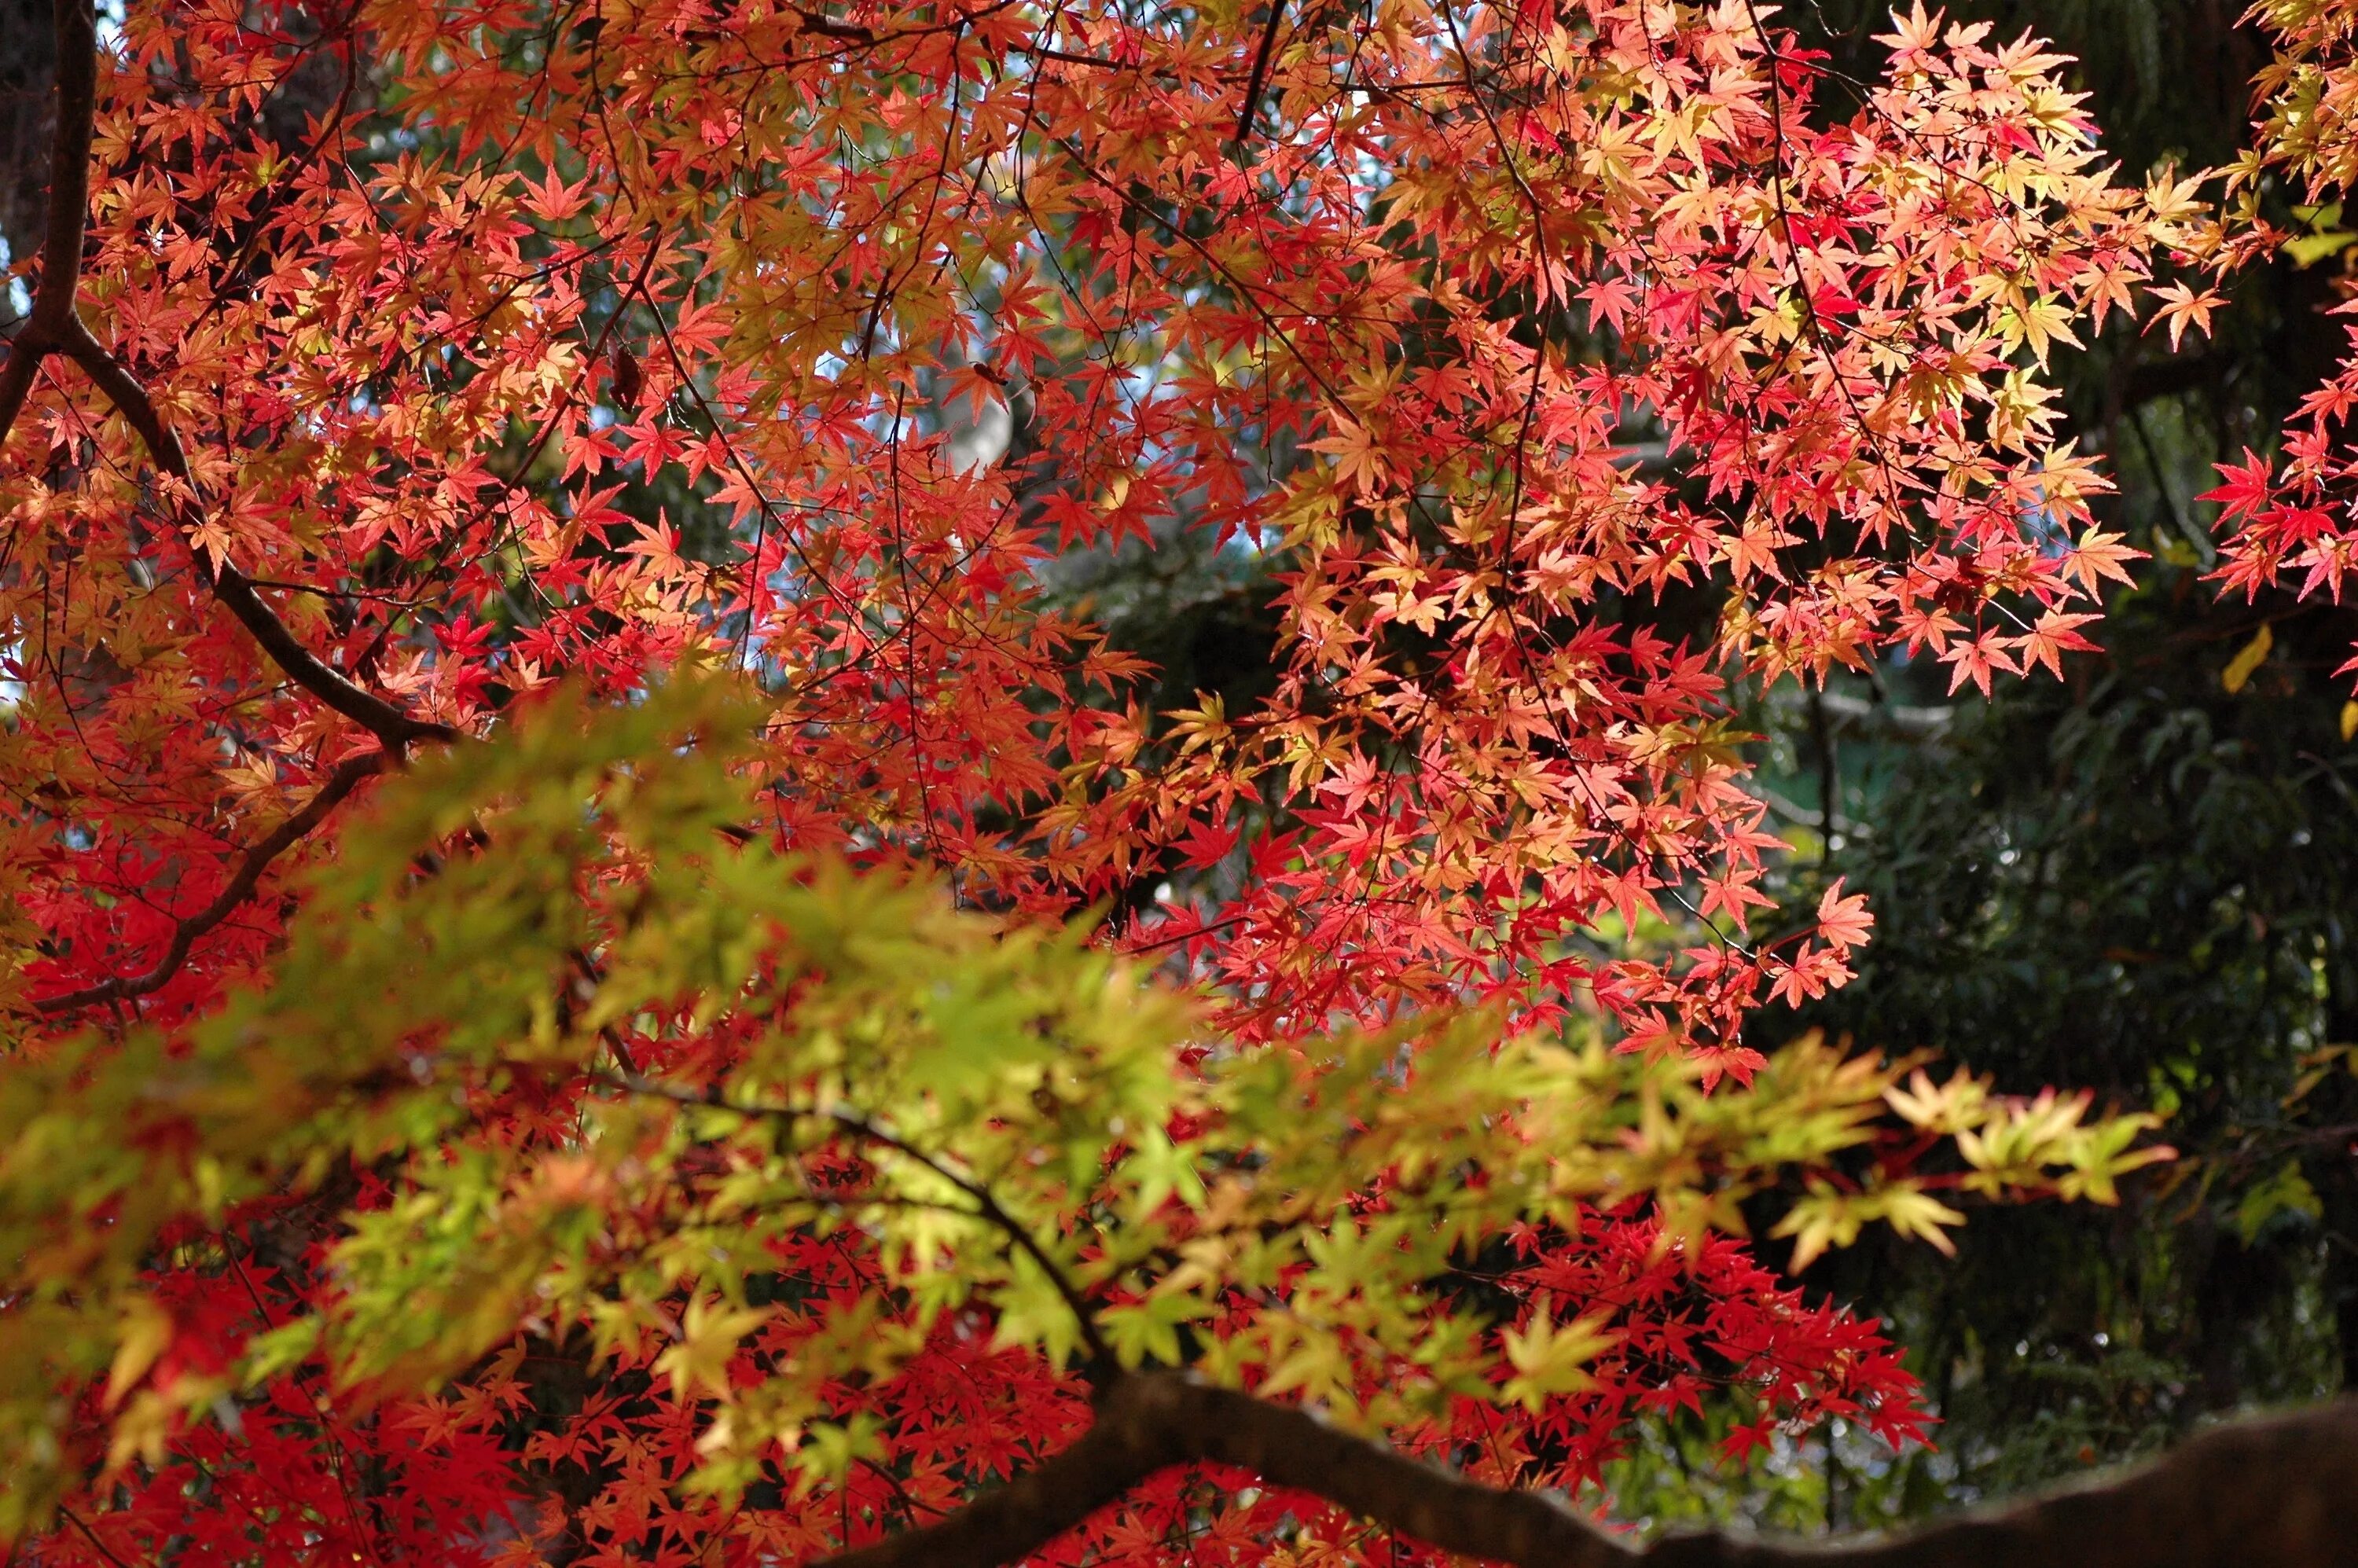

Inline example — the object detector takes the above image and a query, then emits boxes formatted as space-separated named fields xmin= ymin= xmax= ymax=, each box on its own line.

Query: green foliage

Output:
xmin=0 ymin=681 xmax=2166 ymax=1534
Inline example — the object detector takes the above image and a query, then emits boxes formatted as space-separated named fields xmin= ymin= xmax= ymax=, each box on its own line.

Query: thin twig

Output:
xmin=35 ymin=751 xmax=387 ymax=1014
xmin=601 ymin=1073 xmax=1118 ymax=1374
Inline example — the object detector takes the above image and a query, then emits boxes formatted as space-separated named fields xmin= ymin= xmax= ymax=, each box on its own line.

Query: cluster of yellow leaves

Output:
xmin=1776 ymin=1065 xmax=2174 ymax=1270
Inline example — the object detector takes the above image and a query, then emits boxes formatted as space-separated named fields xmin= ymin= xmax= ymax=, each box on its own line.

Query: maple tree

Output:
xmin=0 ymin=0 xmax=2354 ymax=1563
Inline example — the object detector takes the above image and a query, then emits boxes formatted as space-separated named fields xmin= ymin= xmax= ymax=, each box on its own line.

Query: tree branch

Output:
xmin=815 ymin=1372 xmax=2358 ymax=1568
xmin=0 ymin=0 xmax=93 ymax=441
xmin=602 ymin=1073 xmax=1118 ymax=1375
xmin=54 ymin=320 xmax=458 ymax=748
xmin=0 ymin=0 xmax=456 ymax=754
xmin=1233 ymin=2 xmax=1289 ymax=147
xmin=34 ymin=749 xmax=386 ymax=1015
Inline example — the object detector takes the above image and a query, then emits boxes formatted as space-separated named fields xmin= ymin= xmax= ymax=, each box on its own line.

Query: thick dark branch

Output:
xmin=791 ymin=6 xmax=874 ymax=43
xmin=57 ymin=319 xmax=457 ymax=749
xmin=816 ymin=1372 xmax=2358 ymax=1568
xmin=1647 ymin=1393 xmax=2358 ymax=1568
xmin=2 ymin=0 xmax=455 ymax=753
xmin=1232 ymin=2 xmax=1289 ymax=146
xmin=815 ymin=1373 xmax=1186 ymax=1568
xmin=0 ymin=0 xmax=92 ymax=440
xmin=35 ymin=750 xmax=386 ymax=1015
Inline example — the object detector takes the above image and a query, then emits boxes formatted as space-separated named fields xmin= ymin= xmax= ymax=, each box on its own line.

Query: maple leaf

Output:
xmin=2221 ymin=622 xmax=2275 ymax=694
xmin=519 ymin=164 xmax=591 ymax=222
xmin=1699 ymin=864 xmax=1776 ymax=928
xmin=653 ymin=1298 xmax=769 ymax=1398
xmin=1999 ymin=294 xmax=2084 ymax=365
xmin=1941 ymin=632 xmax=2021 ymax=697
xmin=2196 ymin=449 xmax=2275 ymax=523
xmin=1306 ymin=418 xmax=1389 ymax=496
xmin=1173 ymin=817 xmax=1240 ymax=869
xmin=2058 ymin=527 xmax=2144 ymax=593
xmin=2016 ymin=608 xmax=2102 ymax=678
xmin=1814 ymin=879 xmax=1875 ymax=950
xmin=2147 ymin=281 xmax=2228 ymax=351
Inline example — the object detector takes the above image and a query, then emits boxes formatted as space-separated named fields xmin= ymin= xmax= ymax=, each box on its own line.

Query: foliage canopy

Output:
xmin=0 ymin=0 xmax=2355 ymax=1561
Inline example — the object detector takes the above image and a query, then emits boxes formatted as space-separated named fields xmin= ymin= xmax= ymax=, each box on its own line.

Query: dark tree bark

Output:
xmin=815 ymin=1374 xmax=2358 ymax=1568
xmin=0 ymin=0 xmax=57 ymax=273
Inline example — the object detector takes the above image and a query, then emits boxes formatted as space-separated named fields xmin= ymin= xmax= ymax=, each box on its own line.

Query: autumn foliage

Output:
xmin=0 ymin=0 xmax=2348 ymax=1562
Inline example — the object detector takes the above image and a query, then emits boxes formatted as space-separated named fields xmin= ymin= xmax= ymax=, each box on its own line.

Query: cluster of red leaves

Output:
xmin=2185 ymin=1 xmax=2358 ymax=638
xmin=0 ymin=0 xmax=2208 ymax=1562
xmin=6 ymin=0 xmax=2148 ymax=1046
xmin=1045 ymin=1216 xmax=1923 ymax=1567
xmin=53 ymin=1195 xmax=1919 ymax=1566
xmin=1075 ymin=3 xmax=2151 ymax=1055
